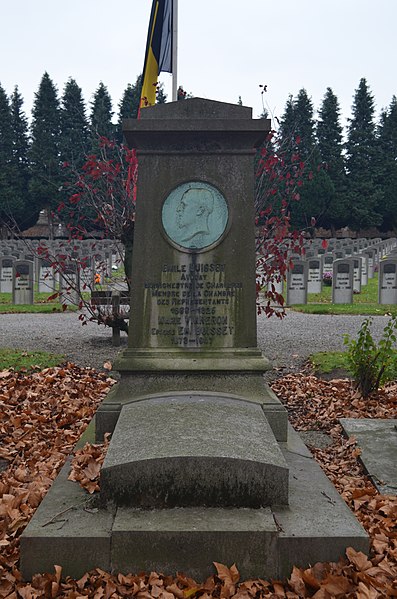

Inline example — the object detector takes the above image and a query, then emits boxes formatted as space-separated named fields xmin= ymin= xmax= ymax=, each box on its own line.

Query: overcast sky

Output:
xmin=1 ymin=0 xmax=396 ymax=130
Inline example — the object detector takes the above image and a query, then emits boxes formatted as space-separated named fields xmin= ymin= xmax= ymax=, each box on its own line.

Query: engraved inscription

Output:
xmin=144 ymin=262 xmax=242 ymax=348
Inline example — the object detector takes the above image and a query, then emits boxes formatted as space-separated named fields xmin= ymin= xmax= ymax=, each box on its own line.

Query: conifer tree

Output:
xmin=60 ymin=78 xmax=89 ymax=167
xmin=345 ymin=78 xmax=382 ymax=230
xmin=29 ymin=72 xmax=62 ymax=215
xmin=376 ymin=96 xmax=397 ymax=230
xmin=293 ymin=89 xmax=315 ymax=161
xmin=156 ymin=82 xmax=167 ymax=104
xmin=117 ymin=75 xmax=142 ymax=142
xmin=10 ymin=86 xmax=37 ymax=230
xmin=279 ymin=89 xmax=322 ymax=229
xmin=316 ymin=87 xmax=348 ymax=231
xmin=0 ymin=83 xmax=22 ymax=234
xmin=90 ymin=82 xmax=114 ymax=150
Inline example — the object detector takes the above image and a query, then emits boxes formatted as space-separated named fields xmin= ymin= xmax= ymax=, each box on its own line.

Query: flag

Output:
xmin=140 ymin=0 xmax=172 ymax=109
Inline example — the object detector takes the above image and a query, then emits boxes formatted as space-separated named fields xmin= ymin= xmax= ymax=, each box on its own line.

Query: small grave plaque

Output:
xmin=378 ymin=259 xmax=397 ymax=304
xmin=363 ymin=249 xmax=375 ymax=279
xmin=360 ymin=254 xmax=369 ymax=286
xmin=332 ymin=259 xmax=353 ymax=304
xmin=0 ymin=256 xmax=14 ymax=293
xmin=307 ymin=258 xmax=322 ymax=294
xmin=286 ymin=260 xmax=308 ymax=305
xmin=59 ymin=264 xmax=80 ymax=305
xmin=38 ymin=258 xmax=56 ymax=293
xmin=12 ymin=260 xmax=34 ymax=305
xmin=352 ymin=256 xmax=362 ymax=293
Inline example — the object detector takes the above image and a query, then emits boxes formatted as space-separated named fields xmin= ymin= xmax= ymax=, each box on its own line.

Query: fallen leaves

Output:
xmin=0 ymin=367 xmax=396 ymax=596
xmin=68 ymin=436 xmax=110 ymax=494
xmin=0 ymin=363 xmax=114 ymax=593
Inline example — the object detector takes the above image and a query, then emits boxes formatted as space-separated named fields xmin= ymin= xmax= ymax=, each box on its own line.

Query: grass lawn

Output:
xmin=0 ymin=291 xmax=78 ymax=313
xmin=291 ymin=274 xmax=397 ymax=315
xmin=0 ymin=347 xmax=64 ymax=371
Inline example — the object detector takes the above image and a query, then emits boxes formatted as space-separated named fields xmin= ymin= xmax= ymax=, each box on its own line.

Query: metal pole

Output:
xmin=172 ymin=0 xmax=178 ymax=101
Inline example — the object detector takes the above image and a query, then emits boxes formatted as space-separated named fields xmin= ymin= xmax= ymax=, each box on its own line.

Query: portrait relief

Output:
xmin=162 ymin=182 xmax=229 ymax=250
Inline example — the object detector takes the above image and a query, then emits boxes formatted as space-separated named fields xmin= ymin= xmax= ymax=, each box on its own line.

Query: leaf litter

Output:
xmin=0 ymin=366 xmax=396 ymax=597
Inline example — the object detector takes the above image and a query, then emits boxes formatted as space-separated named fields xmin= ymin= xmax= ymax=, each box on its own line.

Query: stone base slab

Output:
xmin=340 ymin=418 xmax=397 ymax=495
xmin=95 ymin=373 xmax=288 ymax=443
xmin=20 ymin=426 xmax=369 ymax=581
xmin=100 ymin=395 xmax=289 ymax=508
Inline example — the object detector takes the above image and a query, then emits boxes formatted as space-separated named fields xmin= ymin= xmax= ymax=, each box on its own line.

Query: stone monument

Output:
xmin=21 ymin=98 xmax=368 ymax=581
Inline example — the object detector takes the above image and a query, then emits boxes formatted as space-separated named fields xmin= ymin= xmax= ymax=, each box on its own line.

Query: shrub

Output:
xmin=343 ymin=315 xmax=397 ymax=397
xmin=323 ymin=271 xmax=332 ymax=286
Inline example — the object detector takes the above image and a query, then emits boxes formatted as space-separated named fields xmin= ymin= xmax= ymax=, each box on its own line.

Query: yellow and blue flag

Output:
xmin=140 ymin=0 xmax=172 ymax=109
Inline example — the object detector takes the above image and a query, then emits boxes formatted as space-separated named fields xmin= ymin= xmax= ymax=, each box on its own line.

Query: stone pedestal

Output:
xmin=21 ymin=99 xmax=368 ymax=581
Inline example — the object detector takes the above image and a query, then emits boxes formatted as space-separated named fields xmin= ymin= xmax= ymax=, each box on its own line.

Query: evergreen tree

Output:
xmin=0 ymin=83 xmax=22 ymax=233
xmin=117 ymin=75 xmax=142 ymax=142
xmin=279 ymin=89 xmax=320 ymax=229
xmin=316 ymin=87 xmax=348 ymax=231
xmin=29 ymin=72 xmax=62 ymax=215
xmin=293 ymin=89 xmax=315 ymax=161
xmin=90 ymin=82 xmax=114 ymax=149
xmin=10 ymin=86 xmax=37 ymax=230
xmin=278 ymin=95 xmax=297 ymax=161
xmin=156 ymin=82 xmax=167 ymax=104
xmin=376 ymin=96 xmax=397 ymax=230
xmin=345 ymin=78 xmax=382 ymax=230
xmin=60 ymin=78 xmax=90 ymax=167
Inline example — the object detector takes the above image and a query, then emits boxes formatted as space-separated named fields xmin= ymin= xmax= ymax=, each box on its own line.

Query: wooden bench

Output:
xmin=90 ymin=290 xmax=130 ymax=346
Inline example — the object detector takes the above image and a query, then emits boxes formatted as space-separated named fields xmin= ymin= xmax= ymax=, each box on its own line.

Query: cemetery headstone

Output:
xmin=307 ymin=258 xmax=322 ymax=294
xmin=352 ymin=256 xmax=362 ymax=293
xmin=360 ymin=253 xmax=369 ymax=286
xmin=332 ymin=258 xmax=354 ymax=304
xmin=378 ymin=259 xmax=397 ymax=304
xmin=59 ymin=263 xmax=80 ymax=305
xmin=0 ymin=256 xmax=14 ymax=293
xmin=286 ymin=260 xmax=308 ymax=305
xmin=20 ymin=98 xmax=369 ymax=581
xmin=38 ymin=258 xmax=56 ymax=293
xmin=12 ymin=260 xmax=34 ymax=305
xmin=363 ymin=249 xmax=375 ymax=279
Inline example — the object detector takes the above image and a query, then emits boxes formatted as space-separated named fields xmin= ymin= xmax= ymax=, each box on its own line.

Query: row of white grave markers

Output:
xmin=260 ymin=236 xmax=397 ymax=306
xmin=0 ymin=238 xmax=123 ymax=304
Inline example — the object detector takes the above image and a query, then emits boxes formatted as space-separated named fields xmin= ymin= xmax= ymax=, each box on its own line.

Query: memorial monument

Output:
xmin=21 ymin=98 xmax=368 ymax=581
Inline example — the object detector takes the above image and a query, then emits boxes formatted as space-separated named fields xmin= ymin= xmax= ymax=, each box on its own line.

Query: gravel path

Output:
xmin=0 ymin=310 xmax=391 ymax=373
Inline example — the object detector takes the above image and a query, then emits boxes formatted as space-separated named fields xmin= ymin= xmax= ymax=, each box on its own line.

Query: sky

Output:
xmin=1 ymin=0 xmax=396 ymax=131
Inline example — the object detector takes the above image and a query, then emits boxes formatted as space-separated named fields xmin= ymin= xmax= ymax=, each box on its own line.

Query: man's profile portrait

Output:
xmin=176 ymin=188 xmax=214 ymax=243
xmin=162 ymin=181 xmax=228 ymax=250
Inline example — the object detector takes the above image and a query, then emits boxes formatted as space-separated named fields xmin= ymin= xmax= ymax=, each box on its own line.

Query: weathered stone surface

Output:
xmin=100 ymin=395 xmax=289 ymax=508
xmin=340 ymin=418 xmax=397 ymax=495
xmin=21 ymin=424 xmax=368 ymax=581
xmin=20 ymin=459 xmax=114 ymax=580
xmin=95 ymin=374 xmax=288 ymax=443
xmin=112 ymin=507 xmax=279 ymax=581
xmin=275 ymin=426 xmax=369 ymax=578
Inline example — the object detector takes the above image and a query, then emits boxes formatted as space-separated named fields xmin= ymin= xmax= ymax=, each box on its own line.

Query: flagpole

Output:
xmin=172 ymin=0 xmax=178 ymax=101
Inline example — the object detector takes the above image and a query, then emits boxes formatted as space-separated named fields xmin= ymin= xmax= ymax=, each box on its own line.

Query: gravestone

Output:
xmin=59 ymin=263 xmax=80 ymax=305
xmin=307 ymin=258 xmax=322 ymax=293
xmin=360 ymin=253 xmax=369 ymax=286
xmin=0 ymin=256 xmax=14 ymax=293
xmin=21 ymin=98 xmax=368 ymax=581
xmin=352 ymin=256 xmax=362 ymax=293
xmin=38 ymin=258 xmax=56 ymax=293
xmin=378 ymin=259 xmax=397 ymax=304
xmin=321 ymin=253 xmax=334 ymax=273
xmin=363 ymin=249 xmax=375 ymax=278
xmin=286 ymin=260 xmax=308 ymax=305
xmin=12 ymin=260 xmax=34 ymax=305
xmin=332 ymin=259 xmax=354 ymax=304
